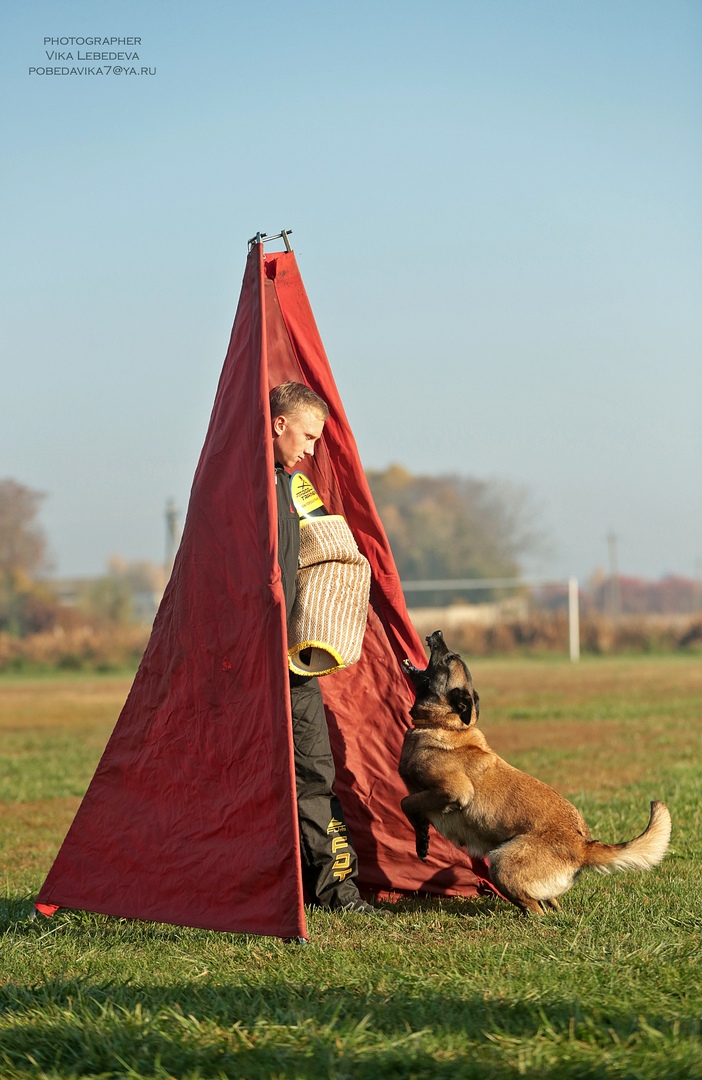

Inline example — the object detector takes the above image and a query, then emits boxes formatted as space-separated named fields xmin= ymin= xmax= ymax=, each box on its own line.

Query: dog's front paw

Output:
xmin=416 ymin=826 xmax=430 ymax=861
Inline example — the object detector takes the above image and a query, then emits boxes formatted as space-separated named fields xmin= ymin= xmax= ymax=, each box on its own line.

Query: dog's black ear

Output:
xmin=473 ymin=689 xmax=480 ymax=721
xmin=447 ymin=687 xmax=477 ymax=724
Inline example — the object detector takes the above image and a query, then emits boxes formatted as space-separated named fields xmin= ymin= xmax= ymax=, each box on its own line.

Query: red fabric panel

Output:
xmin=36 ymin=246 xmax=307 ymax=939
xmin=265 ymin=251 xmax=493 ymax=899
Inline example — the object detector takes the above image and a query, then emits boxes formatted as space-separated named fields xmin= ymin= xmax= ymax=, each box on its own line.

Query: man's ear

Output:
xmin=447 ymin=688 xmax=477 ymax=725
xmin=272 ymin=414 xmax=287 ymax=436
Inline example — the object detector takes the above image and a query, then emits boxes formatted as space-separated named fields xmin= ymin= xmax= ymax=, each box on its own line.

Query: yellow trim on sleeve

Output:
xmin=288 ymin=640 xmax=346 ymax=677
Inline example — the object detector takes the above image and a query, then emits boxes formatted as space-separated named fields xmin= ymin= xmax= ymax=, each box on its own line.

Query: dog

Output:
xmin=399 ymin=630 xmax=671 ymax=914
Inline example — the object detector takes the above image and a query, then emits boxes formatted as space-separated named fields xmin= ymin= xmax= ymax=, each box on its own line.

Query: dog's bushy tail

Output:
xmin=583 ymin=801 xmax=671 ymax=874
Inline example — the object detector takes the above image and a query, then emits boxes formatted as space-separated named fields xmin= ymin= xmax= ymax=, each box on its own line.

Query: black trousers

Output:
xmin=290 ymin=674 xmax=360 ymax=907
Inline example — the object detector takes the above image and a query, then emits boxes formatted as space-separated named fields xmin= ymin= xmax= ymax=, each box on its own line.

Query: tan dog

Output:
xmin=399 ymin=631 xmax=671 ymax=914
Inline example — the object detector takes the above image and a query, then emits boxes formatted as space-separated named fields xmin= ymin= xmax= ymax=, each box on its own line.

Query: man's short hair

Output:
xmin=269 ymin=382 xmax=329 ymax=421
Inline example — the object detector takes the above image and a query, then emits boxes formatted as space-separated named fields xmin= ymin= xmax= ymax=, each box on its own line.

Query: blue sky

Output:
xmin=1 ymin=0 xmax=700 ymax=583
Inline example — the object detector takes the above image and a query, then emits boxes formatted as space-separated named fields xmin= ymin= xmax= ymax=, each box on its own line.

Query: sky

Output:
xmin=1 ymin=0 xmax=700 ymax=585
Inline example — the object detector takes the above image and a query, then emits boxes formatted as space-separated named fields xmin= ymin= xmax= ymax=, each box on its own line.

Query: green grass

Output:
xmin=1 ymin=658 xmax=701 ymax=1079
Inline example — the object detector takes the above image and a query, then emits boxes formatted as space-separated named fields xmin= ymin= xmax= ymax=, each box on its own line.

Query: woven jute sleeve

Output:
xmin=288 ymin=515 xmax=371 ymax=677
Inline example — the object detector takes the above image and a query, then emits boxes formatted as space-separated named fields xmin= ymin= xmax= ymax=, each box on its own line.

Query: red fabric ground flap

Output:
xmin=36 ymin=243 xmax=493 ymax=938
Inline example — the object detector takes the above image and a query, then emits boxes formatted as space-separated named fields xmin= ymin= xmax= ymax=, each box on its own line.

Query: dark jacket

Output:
xmin=275 ymin=462 xmax=299 ymax=625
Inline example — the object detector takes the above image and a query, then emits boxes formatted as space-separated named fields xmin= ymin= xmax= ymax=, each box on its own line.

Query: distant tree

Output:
xmin=106 ymin=555 xmax=166 ymax=596
xmin=78 ymin=557 xmax=167 ymax=625
xmin=80 ymin=575 xmax=133 ymax=625
xmin=366 ymin=464 xmax=542 ymax=606
xmin=0 ymin=479 xmax=48 ymax=577
xmin=0 ymin=479 xmax=56 ymax=635
xmin=0 ymin=573 xmax=58 ymax=636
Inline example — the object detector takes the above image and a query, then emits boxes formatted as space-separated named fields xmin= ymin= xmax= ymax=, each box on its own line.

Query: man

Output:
xmin=270 ymin=381 xmax=386 ymax=916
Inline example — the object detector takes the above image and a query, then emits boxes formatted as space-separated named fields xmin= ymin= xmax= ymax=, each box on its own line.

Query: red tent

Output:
xmin=36 ymin=239 xmax=493 ymax=939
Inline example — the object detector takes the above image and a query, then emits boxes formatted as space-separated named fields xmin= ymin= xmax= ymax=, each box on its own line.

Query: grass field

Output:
xmin=1 ymin=656 xmax=701 ymax=1079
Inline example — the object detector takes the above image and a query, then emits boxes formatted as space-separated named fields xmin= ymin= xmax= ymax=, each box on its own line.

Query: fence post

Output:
xmin=568 ymin=577 xmax=580 ymax=662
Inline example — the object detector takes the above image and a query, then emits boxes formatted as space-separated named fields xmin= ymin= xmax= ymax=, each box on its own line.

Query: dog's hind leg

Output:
xmin=483 ymin=833 xmax=561 ymax=911
xmin=541 ymin=897 xmax=561 ymax=912
xmin=492 ymin=882 xmax=544 ymax=917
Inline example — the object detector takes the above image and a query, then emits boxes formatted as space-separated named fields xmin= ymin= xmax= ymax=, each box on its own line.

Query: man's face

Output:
xmin=272 ymin=407 xmax=325 ymax=469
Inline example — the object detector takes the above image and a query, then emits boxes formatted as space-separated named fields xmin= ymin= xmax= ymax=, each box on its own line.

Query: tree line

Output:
xmin=366 ymin=465 xmax=540 ymax=606
xmin=0 ymin=470 xmax=540 ymax=634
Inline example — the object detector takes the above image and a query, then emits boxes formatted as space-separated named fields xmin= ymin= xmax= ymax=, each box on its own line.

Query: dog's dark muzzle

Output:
xmin=426 ymin=629 xmax=450 ymax=659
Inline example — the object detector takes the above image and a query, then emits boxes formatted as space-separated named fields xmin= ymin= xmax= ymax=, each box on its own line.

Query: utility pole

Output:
xmin=165 ymin=499 xmax=179 ymax=576
xmin=607 ymin=531 xmax=621 ymax=618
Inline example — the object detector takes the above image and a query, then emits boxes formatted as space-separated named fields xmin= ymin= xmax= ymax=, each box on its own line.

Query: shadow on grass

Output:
xmin=0 ymin=974 xmax=698 ymax=1080
xmin=0 ymin=894 xmax=503 ymax=934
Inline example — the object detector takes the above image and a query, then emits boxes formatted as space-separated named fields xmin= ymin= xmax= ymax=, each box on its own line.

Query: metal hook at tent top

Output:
xmin=247 ymin=229 xmax=293 ymax=253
